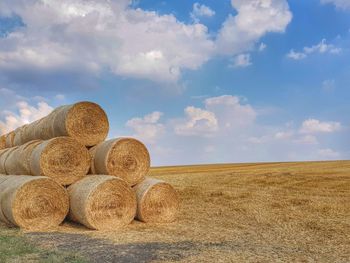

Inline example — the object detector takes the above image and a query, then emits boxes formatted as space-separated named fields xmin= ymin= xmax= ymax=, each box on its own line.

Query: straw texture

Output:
xmin=3 ymin=101 xmax=109 ymax=148
xmin=134 ymin=178 xmax=179 ymax=223
xmin=68 ymin=175 xmax=137 ymax=230
xmin=0 ymin=147 xmax=17 ymax=174
xmin=5 ymin=140 xmax=42 ymax=175
xmin=90 ymin=138 xmax=150 ymax=186
xmin=5 ymin=132 xmax=15 ymax=148
xmin=0 ymin=135 xmax=6 ymax=150
xmin=30 ymin=137 xmax=91 ymax=185
xmin=0 ymin=175 xmax=69 ymax=230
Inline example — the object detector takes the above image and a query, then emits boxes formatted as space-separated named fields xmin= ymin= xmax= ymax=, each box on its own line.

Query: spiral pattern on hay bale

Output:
xmin=30 ymin=137 xmax=91 ymax=185
xmin=90 ymin=138 xmax=150 ymax=186
xmin=0 ymin=175 xmax=69 ymax=230
xmin=68 ymin=175 xmax=137 ymax=230
xmin=134 ymin=178 xmax=179 ymax=223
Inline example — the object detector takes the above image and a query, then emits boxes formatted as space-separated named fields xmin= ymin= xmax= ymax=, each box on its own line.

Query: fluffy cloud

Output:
xmin=300 ymin=119 xmax=342 ymax=134
xmin=258 ymin=42 xmax=267 ymax=51
xmin=123 ymin=95 xmax=346 ymax=165
xmin=0 ymin=0 xmax=292 ymax=86
xmin=0 ymin=100 xmax=53 ymax=134
xmin=174 ymin=106 xmax=218 ymax=136
xmin=126 ymin=111 xmax=165 ymax=144
xmin=287 ymin=39 xmax=341 ymax=60
xmin=216 ymin=0 xmax=292 ymax=55
xmin=174 ymin=95 xmax=256 ymax=136
xmin=191 ymin=3 xmax=215 ymax=22
xmin=0 ymin=0 xmax=215 ymax=83
xmin=204 ymin=95 xmax=257 ymax=128
xmin=317 ymin=148 xmax=340 ymax=159
xmin=231 ymin=53 xmax=252 ymax=68
xmin=321 ymin=0 xmax=350 ymax=10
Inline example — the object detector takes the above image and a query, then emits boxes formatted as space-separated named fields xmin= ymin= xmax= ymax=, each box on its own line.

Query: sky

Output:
xmin=0 ymin=0 xmax=349 ymax=166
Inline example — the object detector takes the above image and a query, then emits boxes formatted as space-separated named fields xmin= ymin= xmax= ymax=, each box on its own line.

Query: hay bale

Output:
xmin=0 ymin=175 xmax=69 ymax=230
xmin=68 ymin=175 xmax=137 ymax=230
xmin=0 ymin=137 xmax=90 ymax=185
xmin=90 ymin=138 xmax=150 ymax=186
xmin=134 ymin=178 xmax=179 ymax=223
xmin=5 ymin=140 xmax=42 ymax=175
xmin=0 ymin=135 xmax=6 ymax=150
xmin=0 ymin=147 xmax=17 ymax=174
xmin=30 ymin=137 xmax=91 ymax=185
xmin=7 ymin=101 xmax=109 ymax=148
xmin=5 ymin=131 xmax=15 ymax=148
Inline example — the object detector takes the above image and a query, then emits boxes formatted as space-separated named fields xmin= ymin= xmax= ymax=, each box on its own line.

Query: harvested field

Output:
xmin=1 ymin=160 xmax=349 ymax=262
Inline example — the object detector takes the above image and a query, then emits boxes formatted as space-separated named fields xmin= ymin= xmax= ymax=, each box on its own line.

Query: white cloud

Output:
xmin=0 ymin=0 xmax=215 ymax=83
xmin=174 ymin=106 xmax=218 ymax=136
xmin=287 ymin=39 xmax=342 ymax=60
xmin=317 ymin=148 xmax=340 ymax=159
xmin=231 ymin=53 xmax=252 ymax=68
xmin=0 ymin=101 xmax=53 ymax=135
xmin=121 ymin=95 xmax=346 ymax=165
xmin=216 ymin=0 xmax=292 ymax=55
xmin=191 ymin=3 xmax=215 ymax=22
xmin=258 ymin=42 xmax=267 ymax=51
xmin=286 ymin=50 xmax=307 ymax=60
xmin=55 ymin=94 xmax=65 ymax=100
xmin=275 ymin=131 xmax=294 ymax=140
xmin=300 ymin=119 xmax=341 ymax=134
xmin=321 ymin=0 xmax=350 ymax=10
xmin=295 ymin=135 xmax=319 ymax=145
xmin=0 ymin=0 xmax=292 ymax=85
xmin=126 ymin=111 xmax=165 ymax=144
xmin=204 ymin=95 xmax=257 ymax=128
xmin=174 ymin=95 xmax=256 ymax=137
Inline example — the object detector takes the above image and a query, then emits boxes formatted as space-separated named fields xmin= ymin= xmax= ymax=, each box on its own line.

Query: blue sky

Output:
xmin=0 ymin=0 xmax=349 ymax=165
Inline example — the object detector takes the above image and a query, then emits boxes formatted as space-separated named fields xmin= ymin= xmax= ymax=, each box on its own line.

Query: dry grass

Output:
xmin=2 ymin=160 xmax=350 ymax=262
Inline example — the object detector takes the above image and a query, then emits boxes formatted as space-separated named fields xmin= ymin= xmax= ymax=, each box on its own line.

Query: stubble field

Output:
xmin=0 ymin=160 xmax=349 ymax=262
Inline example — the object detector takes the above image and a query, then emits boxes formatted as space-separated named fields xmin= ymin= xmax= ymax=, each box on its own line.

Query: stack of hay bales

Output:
xmin=0 ymin=101 xmax=179 ymax=230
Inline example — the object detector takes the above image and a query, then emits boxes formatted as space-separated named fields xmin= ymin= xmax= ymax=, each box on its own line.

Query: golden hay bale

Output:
xmin=5 ymin=140 xmax=42 ymax=175
xmin=0 ymin=135 xmax=6 ymax=150
xmin=67 ymin=175 xmax=137 ymax=230
xmin=0 ymin=175 xmax=69 ymax=230
xmin=5 ymin=131 xmax=15 ymax=148
xmin=133 ymin=178 xmax=179 ymax=223
xmin=0 ymin=147 xmax=17 ymax=174
xmin=29 ymin=137 xmax=91 ymax=185
xmin=10 ymin=101 xmax=109 ymax=147
xmin=89 ymin=138 xmax=150 ymax=186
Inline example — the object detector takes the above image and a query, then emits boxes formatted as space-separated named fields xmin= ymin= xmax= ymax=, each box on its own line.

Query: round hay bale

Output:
xmin=68 ymin=175 xmax=137 ymax=230
xmin=47 ymin=102 xmax=109 ymax=146
xmin=90 ymin=138 xmax=150 ymax=186
xmin=134 ymin=178 xmax=179 ymax=223
xmin=0 ymin=135 xmax=6 ymax=150
xmin=5 ymin=131 xmax=15 ymax=148
xmin=0 ymin=147 xmax=18 ymax=174
xmin=5 ymin=140 xmax=42 ymax=175
xmin=0 ymin=175 xmax=69 ymax=230
xmin=30 ymin=137 xmax=91 ymax=185
xmin=10 ymin=101 xmax=109 ymax=148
